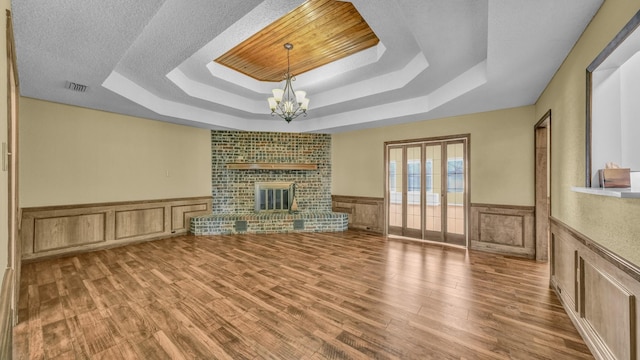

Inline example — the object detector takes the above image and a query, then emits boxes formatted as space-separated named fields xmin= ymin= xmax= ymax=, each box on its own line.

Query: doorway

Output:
xmin=386 ymin=136 xmax=469 ymax=246
xmin=535 ymin=111 xmax=551 ymax=262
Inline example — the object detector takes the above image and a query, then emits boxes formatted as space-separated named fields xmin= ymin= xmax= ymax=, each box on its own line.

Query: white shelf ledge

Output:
xmin=571 ymin=186 xmax=640 ymax=198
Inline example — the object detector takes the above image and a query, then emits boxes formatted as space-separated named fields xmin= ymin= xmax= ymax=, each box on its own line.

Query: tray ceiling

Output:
xmin=11 ymin=0 xmax=604 ymax=133
xmin=215 ymin=0 xmax=379 ymax=82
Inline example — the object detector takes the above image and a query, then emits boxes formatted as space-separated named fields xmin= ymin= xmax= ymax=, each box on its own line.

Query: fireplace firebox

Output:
xmin=254 ymin=182 xmax=294 ymax=212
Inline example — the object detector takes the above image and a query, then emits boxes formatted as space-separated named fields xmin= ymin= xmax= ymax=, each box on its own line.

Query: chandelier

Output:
xmin=267 ymin=43 xmax=310 ymax=123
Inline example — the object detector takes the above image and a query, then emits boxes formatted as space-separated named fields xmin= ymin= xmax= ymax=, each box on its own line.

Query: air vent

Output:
xmin=293 ymin=219 xmax=304 ymax=230
xmin=65 ymin=81 xmax=88 ymax=92
xmin=235 ymin=220 xmax=248 ymax=232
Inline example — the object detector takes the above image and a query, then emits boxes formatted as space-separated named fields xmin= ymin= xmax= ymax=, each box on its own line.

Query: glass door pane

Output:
xmin=445 ymin=142 xmax=465 ymax=245
xmin=388 ymin=148 xmax=403 ymax=232
xmin=405 ymin=146 xmax=422 ymax=234
xmin=402 ymin=145 xmax=423 ymax=239
xmin=424 ymin=144 xmax=443 ymax=241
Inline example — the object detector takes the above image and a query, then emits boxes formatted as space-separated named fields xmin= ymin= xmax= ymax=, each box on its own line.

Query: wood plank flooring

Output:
xmin=13 ymin=230 xmax=593 ymax=359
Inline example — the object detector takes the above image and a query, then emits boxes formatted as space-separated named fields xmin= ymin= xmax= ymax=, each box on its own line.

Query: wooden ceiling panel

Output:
xmin=214 ymin=0 xmax=380 ymax=82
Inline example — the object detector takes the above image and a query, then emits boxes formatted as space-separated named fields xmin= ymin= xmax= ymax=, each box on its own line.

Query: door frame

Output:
xmin=534 ymin=110 xmax=551 ymax=262
xmin=5 ymin=9 xmax=20 ymax=324
xmin=384 ymin=134 xmax=470 ymax=247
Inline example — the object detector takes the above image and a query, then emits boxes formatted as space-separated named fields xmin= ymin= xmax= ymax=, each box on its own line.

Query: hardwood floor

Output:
xmin=13 ymin=230 xmax=593 ymax=359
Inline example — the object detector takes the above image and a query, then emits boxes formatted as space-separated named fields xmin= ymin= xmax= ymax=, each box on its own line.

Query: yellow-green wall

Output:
xmin=332 ymin=106 xmax=536 ymax=206
xmin=536 ymin=0 xmax=640 ymax=265
xmin=19 ymin=97 xmax=212 ymax=207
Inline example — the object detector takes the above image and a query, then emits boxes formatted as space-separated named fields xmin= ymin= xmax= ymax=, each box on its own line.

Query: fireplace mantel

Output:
xmin=226 ymin=163 xmax=318 ymax=170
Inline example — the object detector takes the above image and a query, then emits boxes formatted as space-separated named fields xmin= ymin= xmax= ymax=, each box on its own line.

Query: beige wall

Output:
xmin=19 ymin=98 xmax=212 ymax=207
xmin=536 ymin=0 xmax=640 ymax=265
xmin=332 ymin=106 xmax=535 ymax=206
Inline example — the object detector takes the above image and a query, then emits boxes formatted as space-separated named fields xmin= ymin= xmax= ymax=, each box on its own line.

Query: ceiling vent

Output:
xmin=65 ymin=81 xmax=88 ymax=92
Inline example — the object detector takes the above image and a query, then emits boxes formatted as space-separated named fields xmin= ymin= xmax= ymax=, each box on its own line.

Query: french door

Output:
xmin=386 ymin=137 xmax=468 ymax=246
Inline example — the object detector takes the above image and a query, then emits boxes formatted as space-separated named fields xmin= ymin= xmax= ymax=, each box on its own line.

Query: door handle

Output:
xmin=2 ymin=142 xmax=11 ymax=172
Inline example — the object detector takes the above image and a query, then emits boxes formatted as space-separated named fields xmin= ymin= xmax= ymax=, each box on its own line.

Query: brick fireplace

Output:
xmin=190 ymin=131 xmax=347 ymax=234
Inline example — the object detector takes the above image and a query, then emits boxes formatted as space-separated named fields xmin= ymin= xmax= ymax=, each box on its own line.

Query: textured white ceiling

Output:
xmin=12 ymin=0 xmax=603 ymax=133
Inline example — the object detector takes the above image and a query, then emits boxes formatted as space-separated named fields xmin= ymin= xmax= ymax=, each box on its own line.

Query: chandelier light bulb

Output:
xmin=267 ymin=97 xmax=277 ymax=111
xmin=301 ymin=98 xmax=310 ymax=110
xmin=272 ymin=89 xmax=284 ymax=102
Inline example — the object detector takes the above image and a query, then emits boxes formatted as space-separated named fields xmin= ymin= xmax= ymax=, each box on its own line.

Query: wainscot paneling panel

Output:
xmin=21 ymin=197 xmax=211 ymax=261
xmin=552 ymin=231 xmax=578 ymax=310
xmin=115 ymin=207 xmax=165 ymax=240
xmin=470 ymin=203 xmax=535 ymax=258
xmin=479 ymin=212 xmax=524 ymax=246
xmin=34 ymin=213 xmax=106 ymax=252
xmin=581 ymin=258 xmax=635 ymax=360
xmin=551 ymin=217 xmax=640 ymax=360
xmin=331 ymin=195 xmax=383 ymax=233
xmin=172 ymin=203 xmax=208 ymax=232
